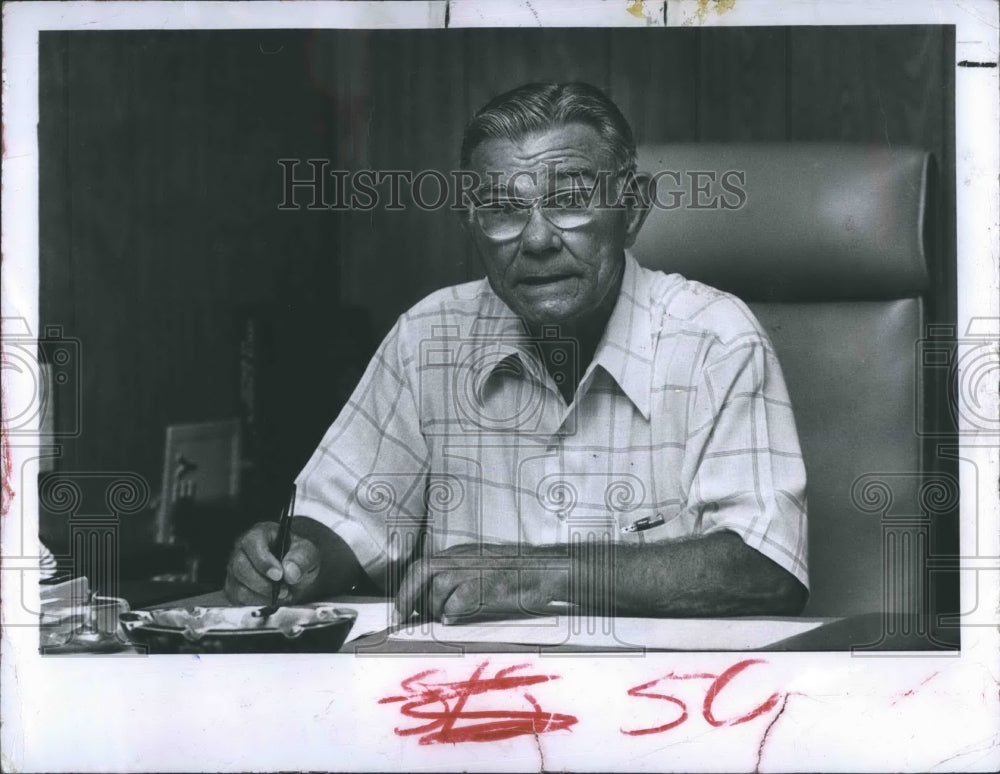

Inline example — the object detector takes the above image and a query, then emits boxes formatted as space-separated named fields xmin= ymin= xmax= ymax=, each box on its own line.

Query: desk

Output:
xmin=154 ymin=591 xmax=958 ymax=653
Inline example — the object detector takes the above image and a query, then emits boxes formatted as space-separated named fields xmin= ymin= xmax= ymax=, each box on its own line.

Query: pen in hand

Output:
xmin=270 ymin=485 xmax=297 ymax=608
xmin=255 ymin=485 xmax=296 ymax=619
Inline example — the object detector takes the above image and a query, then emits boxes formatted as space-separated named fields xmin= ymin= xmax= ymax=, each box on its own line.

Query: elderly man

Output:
xmin=226 ymin=82 xmax=809 ymax=621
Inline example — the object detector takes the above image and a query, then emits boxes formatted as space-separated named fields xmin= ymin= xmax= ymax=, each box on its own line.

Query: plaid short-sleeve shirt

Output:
xmin=295 ymin=252 xmax=809 ymax=589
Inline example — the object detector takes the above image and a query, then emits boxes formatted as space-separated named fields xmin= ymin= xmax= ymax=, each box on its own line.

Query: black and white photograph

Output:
xmin=2 ymin=1 xmax=998 ymax=772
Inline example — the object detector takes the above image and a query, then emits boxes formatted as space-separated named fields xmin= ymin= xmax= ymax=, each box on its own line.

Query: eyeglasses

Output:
xmin=471 ymin=179 xmax=626 ymax=242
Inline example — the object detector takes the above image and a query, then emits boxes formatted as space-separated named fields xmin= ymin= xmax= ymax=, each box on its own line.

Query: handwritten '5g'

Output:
xmin=621 ymin=658 xmax=782 ymax=736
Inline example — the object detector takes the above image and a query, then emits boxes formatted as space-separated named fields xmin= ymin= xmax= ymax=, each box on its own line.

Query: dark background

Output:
xmin=38 ymin=27 xmax=957 ymax=600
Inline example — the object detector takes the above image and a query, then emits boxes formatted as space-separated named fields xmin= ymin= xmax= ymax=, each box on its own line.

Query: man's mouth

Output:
xmin=519 ymin=274 xmax=576 ymax=286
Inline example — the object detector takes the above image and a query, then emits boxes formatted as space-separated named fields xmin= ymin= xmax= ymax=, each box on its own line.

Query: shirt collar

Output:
xmin=474 ymin=251 xmax=654 ymax=417
xmin=587 ymin=251 xmax=654 ymax=420
xmin=467 ymin=288 xmax=544 ymax=385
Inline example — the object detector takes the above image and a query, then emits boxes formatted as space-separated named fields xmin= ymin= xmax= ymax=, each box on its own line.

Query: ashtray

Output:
xmin=119 ymin=603 xmax=357 ymax=654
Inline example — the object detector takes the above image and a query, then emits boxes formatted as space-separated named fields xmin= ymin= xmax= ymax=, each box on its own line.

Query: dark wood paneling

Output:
xmin=304 ymin=31 xmax=382 ymax=340
xmin=788 ymin=26 xmax=945 ymax=146
xmin=39 ymin=34 xmax=75 ymax=346
xmin=463 ymin=29 xmax=613 ymax=114
xmin=41 ymin=31 xmax=343 ymax=486
xmin=609 ymin=28 xmax=699 ymax=144
xmin=363 ymin=31 xmax=470 ymax=333
xmin=697 ymin=27 xmax=788 ymax=140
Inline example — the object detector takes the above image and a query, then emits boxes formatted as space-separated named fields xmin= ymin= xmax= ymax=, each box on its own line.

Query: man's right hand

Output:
xmin=224 ymin=521 xmax=322 ymax=605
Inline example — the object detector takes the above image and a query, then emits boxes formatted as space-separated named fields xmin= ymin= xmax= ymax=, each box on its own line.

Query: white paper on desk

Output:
xmin=339 ymin=602 xmax=396 ymax=644
xmin=390 ymin=615 xmax=830 ymax=650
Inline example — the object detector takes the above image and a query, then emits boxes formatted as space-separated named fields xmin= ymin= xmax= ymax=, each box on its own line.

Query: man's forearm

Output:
xmin=289 ymin=517 xmax=806 ymax=617
xmin=531 ymin=531 xmax=807 ymax=618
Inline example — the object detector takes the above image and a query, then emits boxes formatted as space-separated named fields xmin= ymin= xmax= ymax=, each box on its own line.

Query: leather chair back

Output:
xmin=633 ymin=144 xmax=932 ymax=616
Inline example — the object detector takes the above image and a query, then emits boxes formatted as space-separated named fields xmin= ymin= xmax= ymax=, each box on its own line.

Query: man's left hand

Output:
xmin=394 ymin=543 xmax=565 ymax=622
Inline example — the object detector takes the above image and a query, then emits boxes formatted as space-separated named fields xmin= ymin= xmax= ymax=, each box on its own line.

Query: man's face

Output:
xmin=466 ymin=123 xmax=646 ymax=327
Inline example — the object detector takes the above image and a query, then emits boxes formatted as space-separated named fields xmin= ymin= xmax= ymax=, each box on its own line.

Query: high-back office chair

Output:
xmin=633 ymin=144 xmax=937 ymax=617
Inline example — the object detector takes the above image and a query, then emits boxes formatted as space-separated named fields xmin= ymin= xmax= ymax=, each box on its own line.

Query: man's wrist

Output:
xmin=514 ymin=541 xmax=620 ymax=614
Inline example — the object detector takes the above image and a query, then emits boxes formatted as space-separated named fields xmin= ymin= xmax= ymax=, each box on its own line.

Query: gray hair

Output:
xmin=459 ymin=82 xmax=637 ymax=174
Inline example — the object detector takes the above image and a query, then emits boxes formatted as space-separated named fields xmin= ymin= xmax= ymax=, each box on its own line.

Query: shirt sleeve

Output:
xmin=681 ymin=329 xmax=810 ymax=590
xmin=294 ymin=318 xmax=430 ymax=587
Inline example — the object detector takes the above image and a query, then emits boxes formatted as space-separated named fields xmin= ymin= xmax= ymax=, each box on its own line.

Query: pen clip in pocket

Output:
xmin=620 ymin=513 xmax=666 ymax=534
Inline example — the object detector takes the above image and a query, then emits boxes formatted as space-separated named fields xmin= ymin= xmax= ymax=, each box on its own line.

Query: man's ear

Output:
xmin=621 ymin=171 xmax=653 ymax=248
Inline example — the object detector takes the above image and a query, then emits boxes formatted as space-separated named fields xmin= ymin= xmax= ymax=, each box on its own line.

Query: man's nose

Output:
xmin=520 ymin=206 xmax=562 ymax=256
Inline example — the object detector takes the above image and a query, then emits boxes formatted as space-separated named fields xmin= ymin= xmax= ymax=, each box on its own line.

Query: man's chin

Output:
xmin=517 ymin=307 xmax=583 ymax=331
